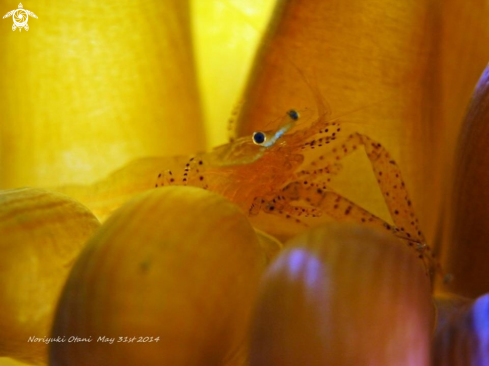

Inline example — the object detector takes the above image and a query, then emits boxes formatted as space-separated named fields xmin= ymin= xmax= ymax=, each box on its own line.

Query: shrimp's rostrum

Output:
xmin=155 ymin=108 xmax=442 ymax=279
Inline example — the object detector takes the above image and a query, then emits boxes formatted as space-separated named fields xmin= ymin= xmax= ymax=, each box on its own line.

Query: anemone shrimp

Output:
xmin=154 ymin=96 xmax=446 ymax=280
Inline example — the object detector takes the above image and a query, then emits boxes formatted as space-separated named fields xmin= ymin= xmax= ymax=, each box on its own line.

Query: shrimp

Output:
xmin=154 ymin=103 xmax=446 ymax=281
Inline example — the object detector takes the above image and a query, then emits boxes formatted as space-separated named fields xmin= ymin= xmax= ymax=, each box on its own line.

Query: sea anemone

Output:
xmin=1 ymin=1 xmax=489 ymax=365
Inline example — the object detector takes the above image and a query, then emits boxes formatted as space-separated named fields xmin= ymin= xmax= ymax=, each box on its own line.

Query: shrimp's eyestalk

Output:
xmin=252 ymin=109 xmax=300 ymax=147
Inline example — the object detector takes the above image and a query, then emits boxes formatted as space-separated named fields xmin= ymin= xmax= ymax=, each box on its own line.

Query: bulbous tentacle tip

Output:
xmin=0 ymin=187 xmax=100 ymax=365
xmin=50 ymin=186 xmax=266 ymax=366
xmin=445 ymin=63 xmax=489 ymax=298
xmin=433 ymin=292 xmax=489 ymax=365
xmin=250 ymin=223 xmax=433 ymax=366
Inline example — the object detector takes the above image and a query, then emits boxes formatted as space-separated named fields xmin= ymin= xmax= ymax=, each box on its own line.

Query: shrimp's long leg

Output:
xmin=281 ymin=181 xmax=398 ymax=235
xmin=281 ymin=180 xmax=440 ymax=278
xmin=249 ymin=195 xmax=322 ymax=226
xmin=302 ymin=132 xmax=424 ymax=242
xmin=300 ymin=132 xmax=443 ymax=277
xmin=296 ymin=160 xmax=343 ymax=182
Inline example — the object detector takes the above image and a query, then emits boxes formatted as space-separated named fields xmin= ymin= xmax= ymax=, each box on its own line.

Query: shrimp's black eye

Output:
xmin=287 ymin=110 xmax=299 ymax=121
xmin=252 ymin=131 xmax=266 ymax=145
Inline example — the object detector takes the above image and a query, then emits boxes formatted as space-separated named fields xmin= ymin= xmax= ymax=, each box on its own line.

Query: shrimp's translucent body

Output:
xmin=155 ymin=107 xmax=443 ymax=280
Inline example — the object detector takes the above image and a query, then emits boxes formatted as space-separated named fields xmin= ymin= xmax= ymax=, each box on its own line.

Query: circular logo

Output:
xmin=12 ymin=9 xmax=28 ymax=27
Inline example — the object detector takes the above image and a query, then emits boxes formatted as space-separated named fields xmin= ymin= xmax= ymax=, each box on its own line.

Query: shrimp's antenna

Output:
xmin=283 ymin=58 xmax=333 ymax=122
xmin=297 ymin=68 xmax=332 ymax=122
xmin=325 ymin=96 xmax=394 ymax=127
xmin=283 ymin=58 xmax=396 ymax=129
xmin=261 ymin=112 xmax=288 ymax=131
